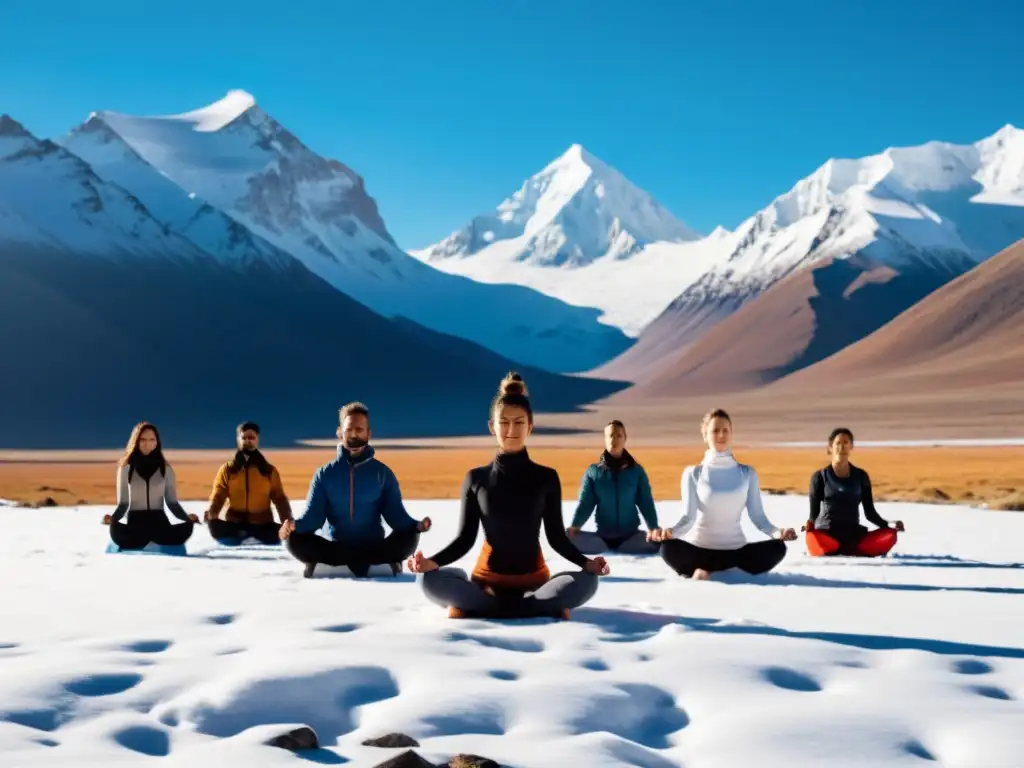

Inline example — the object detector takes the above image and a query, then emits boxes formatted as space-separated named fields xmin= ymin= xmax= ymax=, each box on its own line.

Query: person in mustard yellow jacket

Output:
xmin=204 ymin=421 xmax=292 ymax=544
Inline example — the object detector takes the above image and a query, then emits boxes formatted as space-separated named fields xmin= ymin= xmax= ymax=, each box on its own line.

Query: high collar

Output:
xmin=600 ymin=449 xmax=634 ymax=471
xmin=702 ymin=447 xmax=737 ymax=467
xmin=131 ymin=451 xmax=163 ymax=480
xmin=231 ymin=448 xmax=271 ymax=475
xmin=337 ymin=443 xmax=375 ymax=464
xmin=494 ymin=447 xmax=531 ymax=472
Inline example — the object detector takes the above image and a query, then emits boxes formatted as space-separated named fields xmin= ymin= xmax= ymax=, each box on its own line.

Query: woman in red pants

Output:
xmin=805 ymin=428 xmax=905 ymax=557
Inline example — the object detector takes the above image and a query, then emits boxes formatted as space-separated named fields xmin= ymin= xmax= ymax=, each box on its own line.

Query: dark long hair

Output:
xmin=119 ymin=421 xmax=166 ymax=475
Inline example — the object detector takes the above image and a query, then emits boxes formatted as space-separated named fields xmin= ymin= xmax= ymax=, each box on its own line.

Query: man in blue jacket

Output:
xmin=280 ymin=401 xmax=432 ymax=577
xmin=567 ymin=420 xmax=662 ymax=555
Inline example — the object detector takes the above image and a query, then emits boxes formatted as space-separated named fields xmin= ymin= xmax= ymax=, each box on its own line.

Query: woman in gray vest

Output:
xmin=103 ymin=421 xmax=198 ymax=549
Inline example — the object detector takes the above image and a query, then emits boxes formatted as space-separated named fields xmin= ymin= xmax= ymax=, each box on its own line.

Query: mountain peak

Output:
xmin=0 ymin=115 xmax=32 ymax=138
xmin=0 ymin=115 xmax=40 ymax=161
xmin=416 ymin=143 xmax=699 ymax=270
xmin=172 ymin=89 xmax=258 ymax=132
xmin=96 ymin=89 xmax=258 ymax=135
xmin=550 ymin=143 xmax=610 ymax=176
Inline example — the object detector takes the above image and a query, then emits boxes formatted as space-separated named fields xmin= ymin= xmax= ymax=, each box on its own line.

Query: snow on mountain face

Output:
xmin=417 ymin=125 xmax=1024 ymax=347
xmin=94 ymin=90 xmax=398 ymax=267
xmin=416 ymin=143 xmax=699 ymax=269
xmin=0 ymin=118 xmax=204 ymax=261
xmin=596 ymin=125 xmax=1024 ymax=380
xmin=713 ymin=124 xmax=1024 ymax=290
xmin=88 ymin=93 xmax=631 ymax=373
xmin=62 ymin=117 xmax=294 ymax=272
xmin=0 ymin=116 xmax=37 ymax=161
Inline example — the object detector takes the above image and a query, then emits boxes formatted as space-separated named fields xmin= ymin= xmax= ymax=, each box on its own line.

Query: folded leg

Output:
xmin=612 ymin=530 xmax=660 ymax=555
xmin=571 ymin=531 xmax=610 ymax=555
xmin=287 ymin=528 xmax=420 ymax=567
xmin=525 ymin=571 xmax=599 ymax=616
xmin=208 ymin=519 xmax=248 ymax=544
xmin=149 ymin=519 xmax=193 ymax=546
xmin=857 ymin=528 xmax=898 ymax=558
xmin=806 ymin=530 xmax=841 ymax=557
xmin=419 ymin=568 xmax=501 ymax=614
xmin=109 ymin=521 xmax=152 ymax=550
xmin=660 ymin=539 xmax=730 ymax=576
xmin=735 ymin=539 xmax=787 ymax=574
xmin=244 ymin=522 xmax=283 ymax=544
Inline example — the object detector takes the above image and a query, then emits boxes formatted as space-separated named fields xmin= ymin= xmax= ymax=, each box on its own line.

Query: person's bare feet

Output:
xmin=691 ymin=568 xmax=711 ymax=581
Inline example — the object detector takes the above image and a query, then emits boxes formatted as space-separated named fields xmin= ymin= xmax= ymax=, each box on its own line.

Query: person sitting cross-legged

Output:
xmin=567 ymin=419 xmax=662 ymax=555
xmin=205 ymin=421 xmax=292 ymax=545
xmin=804 ymin=427 xmax=905 ymax=558
xmin=407 ymin=372 xmax=608 ymax=620
xmin=653 ymin=408 xmax=797 ymax=580
xmin=280 ymin=402 xmax=431 ymax=577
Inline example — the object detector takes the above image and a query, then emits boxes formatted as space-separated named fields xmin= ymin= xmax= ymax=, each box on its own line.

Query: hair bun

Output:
xmin=499 ymin=371 xmax=528 ymax=397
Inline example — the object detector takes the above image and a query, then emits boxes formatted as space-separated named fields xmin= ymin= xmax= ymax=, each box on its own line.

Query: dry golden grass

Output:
xmin=1 ymin=445 xmax=1022 ymax=509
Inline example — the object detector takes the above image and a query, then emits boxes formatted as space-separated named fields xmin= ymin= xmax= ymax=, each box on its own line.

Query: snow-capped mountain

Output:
xmin=81 ymin=92 xmax=629 ymax=372
xmin=62 ymin=116 xmax=295 ymax=272
xmin=1 ymin=109 xmax=625 ymax=447
xmin=599 ymin=124 xmax=1024 ymax=384
xmin=0 ymin=117 xmax=207 ymax=262
xmin=411 ymin=144 xmax=705 ymax=336
xmin=416 ymin=143 xmax=699 ymax=267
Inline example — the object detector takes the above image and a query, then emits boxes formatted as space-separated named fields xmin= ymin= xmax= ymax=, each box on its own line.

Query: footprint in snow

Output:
xmin=113 ymin=724 xmax=171 ymax=757
xmin=969 ymin=684 xmax=1014 ymax=701
xmin=487 ymin=670 xmax=519 ymax=681
xmin=951 ymin=658 xmax=994 ymax=675
xmin=121 ymin=640 xmax=173 ymax=654
xmin=760 ymin=666 xmax=822 ymax=693
xmin=64 ymin=673 xmax=143 ymax=697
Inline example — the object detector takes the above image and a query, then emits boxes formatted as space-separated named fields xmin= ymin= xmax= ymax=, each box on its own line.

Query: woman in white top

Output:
xmin=102 ymin=421 xmax=199 ymax=549
xmin=652 ymin=408 xmax=796 ymax=580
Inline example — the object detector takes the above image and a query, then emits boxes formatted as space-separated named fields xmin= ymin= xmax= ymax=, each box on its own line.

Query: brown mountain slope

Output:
xmin=766 ymin=238 xmax=1024 ymax=394
xmin=611 ymin=253 xmax=967 ymax=399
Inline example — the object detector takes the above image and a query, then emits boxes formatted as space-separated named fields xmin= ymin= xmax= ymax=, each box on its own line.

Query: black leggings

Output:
xmin=286 ymin=528 xmax=420 ymax=568
xmin=209 ymin=519 xmax=281 ymax=544
xmin=110 ymin=511 xmax=194 ymax=550
xmin=661 ymin=538 xmax=786 ymax=577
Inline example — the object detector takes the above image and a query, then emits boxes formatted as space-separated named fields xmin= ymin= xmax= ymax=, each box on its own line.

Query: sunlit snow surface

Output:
xmin=1 ymin=496 xmax=1022 ymax=767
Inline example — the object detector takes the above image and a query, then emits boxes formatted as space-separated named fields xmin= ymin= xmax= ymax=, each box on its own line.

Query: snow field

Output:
xmin=0 ymin=496 xmax=1022 ymax=766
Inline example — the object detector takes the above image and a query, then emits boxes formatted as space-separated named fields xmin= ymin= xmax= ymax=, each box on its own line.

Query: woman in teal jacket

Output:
xmin=567 ymin=421 xmax=663 ymax=554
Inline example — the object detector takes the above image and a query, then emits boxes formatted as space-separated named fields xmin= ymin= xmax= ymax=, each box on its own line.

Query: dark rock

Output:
xmin=449 ymin=755 xmax=501 ymax=768
xmin=371 ymin=750 xmax=437 ymax=768
xmin=932 ymin=488 xmax=951 ymax=501
xmin=264 ymin=725 xmax=319 ymax=751
xmin=363 ymin=733 xmax=421 ymax=748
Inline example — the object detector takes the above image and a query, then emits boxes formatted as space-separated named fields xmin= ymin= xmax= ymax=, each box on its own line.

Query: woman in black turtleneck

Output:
xmin=407 ymin=373 xmax=609 ymax=619
xmin=805 ymin=427 xmax=905 ymax=557
xmin=103 ymin=421 xmax=199 ymax=550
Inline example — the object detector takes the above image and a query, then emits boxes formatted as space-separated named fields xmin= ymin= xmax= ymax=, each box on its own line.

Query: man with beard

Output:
xmin=280 ymin=402 xmax=431 ymax=577
xmin=205 ymin=421 xmax=293 ymax=545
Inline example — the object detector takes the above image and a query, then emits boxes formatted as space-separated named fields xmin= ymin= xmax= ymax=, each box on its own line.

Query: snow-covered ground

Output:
xmin=1 ymin=496 xmax=1022 ymax=767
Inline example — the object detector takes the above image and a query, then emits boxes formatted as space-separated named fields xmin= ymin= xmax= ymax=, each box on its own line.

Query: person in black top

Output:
xmin=804 ymin=427 xmax=905 ymax=557
xmin=407 ymin=372 xmax=609 ymax=619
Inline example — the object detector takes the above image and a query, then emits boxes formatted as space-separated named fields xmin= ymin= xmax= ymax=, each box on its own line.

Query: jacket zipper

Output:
xmin=349 ymin=463 xmax=355 ymax=520
xmin=244 ymin=467 xmax=250 ymax=513
xmin=146 ymin=478 xmax=152 ymax=511
xmin=613 ymin=470 xmax=620 ymax=527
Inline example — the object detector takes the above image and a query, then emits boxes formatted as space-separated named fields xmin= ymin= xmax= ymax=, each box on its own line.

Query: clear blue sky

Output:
xmin=2 ymin=0 xmax=1022 ymax=249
